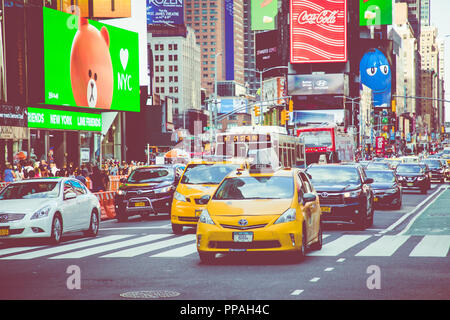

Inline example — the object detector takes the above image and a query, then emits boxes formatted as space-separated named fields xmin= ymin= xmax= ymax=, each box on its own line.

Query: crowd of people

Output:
xmin=0 ymin=159 xmax=145 ymax=193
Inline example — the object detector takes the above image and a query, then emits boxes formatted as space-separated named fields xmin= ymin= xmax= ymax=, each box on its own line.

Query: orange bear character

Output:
xmin=70 ymin=17 xmax=113 ymax=109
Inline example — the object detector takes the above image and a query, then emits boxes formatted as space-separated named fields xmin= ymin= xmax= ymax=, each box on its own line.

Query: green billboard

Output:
xmin=43 ymin=7 xmax=140 ymax=112
xmin=360 ymin=0 xmax=392 ymax=26
xmin=28 ymin=107 xmax=102 ymax=132
xmin=251 ymin=0 xmax=278 ymax=31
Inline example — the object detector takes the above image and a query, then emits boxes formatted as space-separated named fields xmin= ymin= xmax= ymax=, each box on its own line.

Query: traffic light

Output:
xmin=289 ymin=99 xmax=294 ymax=113
xmin=280 ymin=109 xmax=290 ymax=125
xmin=391 ymin=99 xmax=396 ymax=113
xmin=254 ymin=106 xmax=260 ymax=117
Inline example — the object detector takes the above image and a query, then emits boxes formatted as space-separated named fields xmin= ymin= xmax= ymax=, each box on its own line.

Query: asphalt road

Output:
xmin=0 ymin=183 xmax=448 ymax=302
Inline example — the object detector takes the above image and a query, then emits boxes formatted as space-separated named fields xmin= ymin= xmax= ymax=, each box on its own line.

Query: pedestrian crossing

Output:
xmin=0 ymin=233 xmax=448 ymax=260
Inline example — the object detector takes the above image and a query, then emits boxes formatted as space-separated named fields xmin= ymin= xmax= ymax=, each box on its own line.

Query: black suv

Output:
xmin=305 ymin=164 xmax=374 ymax=229
xmin=422 ymin=159 xmax=446 ymax=183
xmin=114 ymin=165 xmax=180 ymax=222
xmin=395 ymin=164 xmax=430 ymax=194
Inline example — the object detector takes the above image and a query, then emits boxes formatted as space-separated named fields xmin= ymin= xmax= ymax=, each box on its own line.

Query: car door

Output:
xmin=69 ymin=179 xmax=91 ymax=230
xmin=299 ymin=172 xmax=320 ymax=243
xmin=60 ymin=181 xmax=79 ymax=232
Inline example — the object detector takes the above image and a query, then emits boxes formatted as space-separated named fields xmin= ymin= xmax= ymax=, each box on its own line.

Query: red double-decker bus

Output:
xmin=296 ymin=126 xmax=355 ymax=165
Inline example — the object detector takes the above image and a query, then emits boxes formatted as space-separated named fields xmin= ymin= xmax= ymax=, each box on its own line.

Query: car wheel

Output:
xmin=310 ymin=220 xmax=323 ymax=251
xmin=198 ymin=251 xmax=216 ymax=264
xmin=292 ymin=224 xmax=307 ymax=262
xmin=172 ymin=223 xmax=183 ymax=235
xmin=50 ymin=215 xmax=63 ymax=245
xmin=356 ymin=199 xmax=369 ymax=230
xmin=84 ymin=211 xmax=99 ymax=237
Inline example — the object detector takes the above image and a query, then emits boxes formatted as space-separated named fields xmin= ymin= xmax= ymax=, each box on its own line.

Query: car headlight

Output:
xmin=174 ymin=191 xmax=187 ymax=202
xmin=385 ymin=188 xmax=398 ymax=194
xmin=31 ymin=205 xmax=52 ymax=220
xmin=397 ymin=176 xmax=404 ymax=180
xmin=117 ymin=190 xmax=126 ymax=196
xmin=274 ymin=208 xmax=297 ymax=225
xmin=155 ymin=186 xmax=173 ymax=194
xmin=418 ymin=176 xmax=425 ymax=181
xmin=343 ymin=190 xmax=362 ymax=198
xmin=199 ymin=209 xmax=215 ymax=225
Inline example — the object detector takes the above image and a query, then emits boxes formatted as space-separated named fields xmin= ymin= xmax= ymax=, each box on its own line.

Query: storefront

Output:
xmin=0 ymin=105 xmax=28 ymax=167
xmin=27 ymin=107 xmax=102 ymax=168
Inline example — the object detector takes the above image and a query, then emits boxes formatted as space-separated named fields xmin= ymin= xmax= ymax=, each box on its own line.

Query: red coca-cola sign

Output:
xmin=290 ymin=0 xmax=347 ymax=64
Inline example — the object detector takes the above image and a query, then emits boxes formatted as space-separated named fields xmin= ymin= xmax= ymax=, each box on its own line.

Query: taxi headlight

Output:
xmin=274 ymin=208 xmax=297 ymax=225
xmin=174 ymin=191 xmax=187 ymax=202
xmin=31 ymin=205 xmax=52 ymax=220
xmin=199 ymin=209 xmax=215 ymax=225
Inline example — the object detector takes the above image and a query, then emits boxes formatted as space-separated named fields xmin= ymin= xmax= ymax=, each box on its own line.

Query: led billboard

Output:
xmin=251 ymin=0 xmax=278 ymax=31
xmin=43 ymin=7 xmax=140 ymax=111
xmin=290 ymin=0 xmax=347 ymax=64
xmin=360 ymin=0 xmax=393 ymax=26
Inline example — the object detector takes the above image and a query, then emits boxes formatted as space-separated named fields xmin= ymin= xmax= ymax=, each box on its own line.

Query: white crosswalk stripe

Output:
xmin=409 ymin=235 xmax=450 ymax=257
xmin=100 ymin=234 xmax=196 ymax=258
xmin=49 ymin=234 xmax=171 ymax=259
xmin=0 ymin=234 xmax=448 ymax=260
xmin=355 ymin=235 xmax=410 ymax=257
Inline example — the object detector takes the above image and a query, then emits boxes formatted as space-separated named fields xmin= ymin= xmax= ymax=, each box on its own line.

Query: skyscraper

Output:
xmin=421 ymin=0 xmax=430 ymax=26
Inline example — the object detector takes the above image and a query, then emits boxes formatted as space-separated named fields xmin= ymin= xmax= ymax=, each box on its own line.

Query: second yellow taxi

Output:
xmin=196 ymin=165 xmax=323 ymax=263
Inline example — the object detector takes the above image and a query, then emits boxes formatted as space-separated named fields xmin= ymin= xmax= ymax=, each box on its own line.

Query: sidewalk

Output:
xmin=403 ymin=187 xmax=450 ymax=236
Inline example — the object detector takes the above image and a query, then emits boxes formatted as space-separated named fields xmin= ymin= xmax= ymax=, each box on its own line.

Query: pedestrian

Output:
xmin=90 ymin=166 xmax=109 ymax=192
xmin=14 ymin=164 xmax=25 ymax=181
xmin=3 ymin=163 xmax=16 ymax=182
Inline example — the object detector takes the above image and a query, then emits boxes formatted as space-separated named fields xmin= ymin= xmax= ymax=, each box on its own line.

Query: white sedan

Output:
xmin=0 ymin=177 xmax=101 ymax=244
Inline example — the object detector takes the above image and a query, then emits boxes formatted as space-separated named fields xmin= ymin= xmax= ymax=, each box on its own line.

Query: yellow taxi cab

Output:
xmin=196 ymin=165 xmax=323 ymax=263
xmin=170 ymin=158 xmax=249 ymax=234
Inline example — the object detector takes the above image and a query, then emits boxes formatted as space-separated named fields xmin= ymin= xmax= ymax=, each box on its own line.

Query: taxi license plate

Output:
xmin=134 ymin=202 xmax=145 ymax=207
xmin=195 ymin=209 xmax=203 ymax=217
xmin=0 ymin=227 xmax=10 ymax=236
xmin=407 ymin=183 xmax=414 ymax=187
xmin=233 ymin=232 xmax=253 ymax=242
xmin=321 ymin=206 xmax=331 ymax=213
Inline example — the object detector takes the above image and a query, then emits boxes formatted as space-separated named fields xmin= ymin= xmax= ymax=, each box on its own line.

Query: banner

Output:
xmin=43 ymin=7 xmax=140 ymax=111
xmin=288 ymin=74 xmax=348 ymax=96
xmin=147 ymin=0 xmax=184 ymax=25
xmin=360 ymin=0 xmax=393 ymax=26
xmin=290 ymin=0 xmax=347 ymax=64
xmin=0 ymin=105 xmax=28 ymax=127
xmin=251 ymin=0 xmax=278 ymax=31
xmin=255 ymin=30 xmax=281 ymax=71
xmin=28 ymin=107 xmax=102 ymax=132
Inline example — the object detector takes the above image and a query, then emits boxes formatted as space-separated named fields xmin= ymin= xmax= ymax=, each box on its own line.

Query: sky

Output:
xmin=430 ymin=0 xmax=450 ymax=122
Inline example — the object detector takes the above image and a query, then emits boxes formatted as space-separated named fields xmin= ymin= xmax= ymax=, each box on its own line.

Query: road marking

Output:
xmin=310 ymin=277 xmax=320 ymax=282
xmin=324 ymin=267 xmax=334 ymax=272
xmin=336 ymin=258 xmax=345 ymax=262
xmin=49 ymin=234 xmax=171 ymax=259
xmin=99 ymin=226 xmax=171 ymax=231
xmin=380 ymin=185 xmax=446 ymax=235
xmin=308 ymin=235 xmax=371 ymax=256
xmin=0 ymin=246 xmax=42 ymax=256
xmin=100 ymin=234 xmax=196 ymax=258
xmin=409 ymin=235 xmax=450 ymax=257
xmin=290 ymin=290 xmax=304 ymax=296
xmin=150 ymin=243 xmax=198 ymax=257
xmin=355 ymin=235 xmax=410 ymax=257
xmin=0 ymin=235 xmax=132 ymax=260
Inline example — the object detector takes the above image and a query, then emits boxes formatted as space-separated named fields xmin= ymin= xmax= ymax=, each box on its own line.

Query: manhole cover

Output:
xmin=120 ymin=290 xmax=180 ymax=299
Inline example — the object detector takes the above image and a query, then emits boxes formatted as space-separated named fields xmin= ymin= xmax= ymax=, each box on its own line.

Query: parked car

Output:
xmin=0 ymin=178 xmax=101 ymax=244
xmin=114 ymin=165 xmax=181 ymax=222
xmin=395 ymin=164 xmax=430 ymax=194
xmin=305 ymin=164 xmax=374 ymax=229
xmin=365 ymin=170 xmax=402 ymax=210
xmin=196 ymin=167 xmax=322 ymax=263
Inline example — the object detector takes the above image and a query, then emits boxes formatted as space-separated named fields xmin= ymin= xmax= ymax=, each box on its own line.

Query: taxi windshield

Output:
xmin=180 ymin=164 xmax=239 ymax=185
xmin=0 ymin=181 xmax=60 ymax=200
xmin=213 ymin=176 xmax=294 ymax=200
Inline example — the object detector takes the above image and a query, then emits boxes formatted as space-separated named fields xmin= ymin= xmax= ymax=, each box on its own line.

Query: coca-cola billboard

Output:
xmin=290 ymin=0 xmax=347 ymax=64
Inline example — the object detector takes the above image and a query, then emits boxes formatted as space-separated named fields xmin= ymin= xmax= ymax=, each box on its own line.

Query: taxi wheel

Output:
xmin=172 ymin=223 xmax=183 ymax=234
xmin=292 ymin=224 xmax=307 ymax=262
xmin=198 ymin=251 xmax=215 ymax=264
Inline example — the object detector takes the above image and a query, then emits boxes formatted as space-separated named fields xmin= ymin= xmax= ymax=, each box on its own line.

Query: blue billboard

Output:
xmin=218 ymin=98 xmax=248 ymax=114
xmin=147 ymin=0 xmax=184 ymax=25
xmin=225 ymin=0 xmax=234 ymax=80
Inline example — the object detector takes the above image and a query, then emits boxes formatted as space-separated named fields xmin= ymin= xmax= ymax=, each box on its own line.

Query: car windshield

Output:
xmin=180 ymin=164 xmax=239 ymax=185
xmin=366 ymin=171 xmax=396 ymax=183
xmin=306 ymin=166 xmax=361 ymax=185
xmin=396 ymin=165 xmax=422 ymax=174
xmin=0 ymin=181 xmax=60 ymax=200
xmin=366 ymin=163 xmax=390 ymax=170
xmin=423 ymin=160 xmax=442 ymax=169
xmin=213 ymin=176 xmax=294 ymax=200
xmin=128 ymin=168 xmax=174 ymax=183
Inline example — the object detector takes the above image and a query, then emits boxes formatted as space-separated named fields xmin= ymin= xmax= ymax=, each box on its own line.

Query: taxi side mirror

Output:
xmin=303 ymin=193 xmax=316 ymax=205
